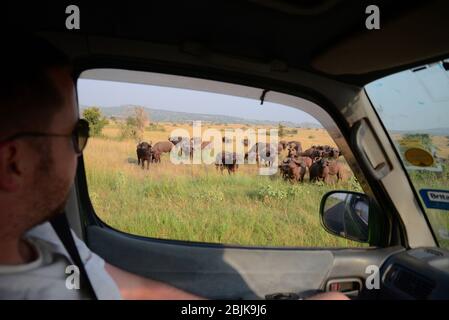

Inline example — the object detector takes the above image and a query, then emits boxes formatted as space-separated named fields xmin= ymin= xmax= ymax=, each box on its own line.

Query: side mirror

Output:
xmin=320 ymin=191 xmax=370 ymax=243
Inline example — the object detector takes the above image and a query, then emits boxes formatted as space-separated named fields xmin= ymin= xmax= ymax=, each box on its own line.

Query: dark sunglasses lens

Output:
xmin=75 ymin=119 xmax=90 ymax=153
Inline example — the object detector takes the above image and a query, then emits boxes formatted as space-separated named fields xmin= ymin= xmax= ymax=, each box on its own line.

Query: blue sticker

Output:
xmin=419 ymin=189 xmax=449 ymax=210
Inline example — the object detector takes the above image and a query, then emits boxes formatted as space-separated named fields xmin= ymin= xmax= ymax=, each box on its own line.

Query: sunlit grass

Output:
xmin=84 ymin=124 xmax=363 ymax=247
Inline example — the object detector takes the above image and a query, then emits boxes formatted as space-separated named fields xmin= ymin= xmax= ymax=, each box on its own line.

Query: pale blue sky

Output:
xmin=77 ymin=62 xmax=449 ymax=131
xmin=366 ymin=62 xmax=449 ymax=131
xmin=76 ymin=79 xmax=319 ymax=125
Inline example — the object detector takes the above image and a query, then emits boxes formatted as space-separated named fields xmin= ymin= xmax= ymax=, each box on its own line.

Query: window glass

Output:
xmin=78 ymin=69 xmax=364 ymax=247
xmin=365 ymin=61 xmax=449 ymax=249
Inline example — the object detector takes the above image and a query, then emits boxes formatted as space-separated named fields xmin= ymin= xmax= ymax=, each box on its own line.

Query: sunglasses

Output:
xmin=1 ymin=119 xmax=90 ymax=155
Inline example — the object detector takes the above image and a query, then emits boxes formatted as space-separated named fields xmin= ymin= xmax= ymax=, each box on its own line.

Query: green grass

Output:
xmin=86 ymin=164 xmax=364 ymax=247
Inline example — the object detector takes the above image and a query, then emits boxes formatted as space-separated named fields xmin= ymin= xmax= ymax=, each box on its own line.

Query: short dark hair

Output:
xmin=0 ymin=32 xmax=72 ymax=140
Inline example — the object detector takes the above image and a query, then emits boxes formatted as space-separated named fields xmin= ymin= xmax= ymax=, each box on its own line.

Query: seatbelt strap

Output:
xmin=50 ymin=212 xmax=98 ymax=299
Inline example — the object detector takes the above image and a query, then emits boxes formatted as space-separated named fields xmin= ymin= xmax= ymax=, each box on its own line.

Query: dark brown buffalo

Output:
xmin=327 ymin=160 xmax=345 ymax=181
xmin=288 ymin=147 xmax=312 ymax=165
xmin=288 ymin=140 xmax=302 ymax=153
xmin=151 ymin=150 xmax=161 ymax=163
xmin=299 ymin=147 xmax=324 ymax=160
xmin=287 ymin=146 xmax=297 ymax=158
xmin=215 ymin=151 xmax=239 ymax=174
xmin=279 ymin=157 xmax=306 ymax=182
xmin=279 ymin=159 xmax=291 ymax=180
xmin=289 ymin=158 xmax=307 ymax=182
xmin=309 ymin=159 xmax=330 ymax=182
xmin=169 ymin=136 xmax=191 ymax=157
xmin=183 ymin=139 xmax=212 ymax=159
xmin=168 ymin=136 xmax=183 ymax=145
xmin=324 ymin=147 xmax=341 ymax=159
xmin=312 ymin=145 xmax=331 ymax=151
xmin=246 ymin=142 xmax=277 ymax=166
xmin=302 ymin=156 xmax=313 ymax=169
xmin=136 ymin=142 xmax=152 ymax=170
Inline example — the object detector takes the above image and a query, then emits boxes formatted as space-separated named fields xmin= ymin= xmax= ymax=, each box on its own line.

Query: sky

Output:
xmin=77 ymin=62 xmax=449 ymax=131
xmin=365 ymin=62 xmax=449 ymax=131
xmin=76 ymin=78 xmax=320 ymax=125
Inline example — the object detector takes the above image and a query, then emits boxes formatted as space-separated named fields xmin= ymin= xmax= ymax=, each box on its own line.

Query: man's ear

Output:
xmin=0 ymin=142 xmax=22 ymax=192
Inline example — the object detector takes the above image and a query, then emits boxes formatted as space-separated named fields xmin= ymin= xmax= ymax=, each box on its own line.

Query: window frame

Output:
xmin=72 ymin=59 xmax=397 ymax=250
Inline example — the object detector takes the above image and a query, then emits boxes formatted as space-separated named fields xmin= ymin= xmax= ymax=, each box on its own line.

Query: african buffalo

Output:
xmin=168 ymin=136 xmax=183 ymax=145
xmin=136 ymin=142 xmax=152 ymax=170
xmin=246 ymin=142 xmax=277 ymax=166
xmin=279 ymin=157 xmax=306 ymax=182
xmin=288 ymin=140 xmax=303 ymax=153
xmin=309 ymin=159 xmax=330 ymax=183
xmin=215 ymin=151 xmax=240 ymax=174
xmin=151 ymin=141 xmax=175 ymax=162
xmin=152 ymin=141 xmax=174 ymax=153
xmin=190 ymin=140 xmax=213 ymax=158
xmin=324 ymin=147 xmax=341 ymax=159
xmin=327 ymin=160 xmax=346 ymax=182
xmin=287 ymin=148 xmax=312 ymax=167
xmin=299 ymin=147 xmax=325 ymax=160
xmin=151 ymin=150 xmax=161 ymax=163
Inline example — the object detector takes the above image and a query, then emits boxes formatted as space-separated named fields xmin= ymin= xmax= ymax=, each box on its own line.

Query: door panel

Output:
xmin=87 ymin=225 xmax=404 ymax=299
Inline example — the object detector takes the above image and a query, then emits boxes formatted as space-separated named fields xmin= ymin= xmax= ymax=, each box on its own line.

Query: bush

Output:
xmin=257 ymin=185 xmax=288 ymax=201
xmin=146 ymin=123 xmax=166 ymax=132
xmin=278 ymin=123 xmax=286 ymax=138
xmin=119 ymin=107 xmax=148 ymax=141
xmin=119 ymin=121 xmax=139 ymax=141
xmin=82 ymin=107 xmax=108 ymax=136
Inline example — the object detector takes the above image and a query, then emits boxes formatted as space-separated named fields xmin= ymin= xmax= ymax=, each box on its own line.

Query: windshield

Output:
xmin=365 ymin=60 xmax=449 ymax=249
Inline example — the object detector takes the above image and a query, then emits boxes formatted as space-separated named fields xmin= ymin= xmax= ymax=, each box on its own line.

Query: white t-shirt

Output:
xmin=0 ymin=222 xmax=122 ymax=300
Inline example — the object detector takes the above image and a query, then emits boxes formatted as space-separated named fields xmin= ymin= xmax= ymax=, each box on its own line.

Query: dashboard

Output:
xmin=378 ymin=247 xmax=449 ymax=299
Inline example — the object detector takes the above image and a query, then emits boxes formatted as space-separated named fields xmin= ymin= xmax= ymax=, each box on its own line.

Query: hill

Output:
xmin=80 ymin=105 xmax=322 ymax=129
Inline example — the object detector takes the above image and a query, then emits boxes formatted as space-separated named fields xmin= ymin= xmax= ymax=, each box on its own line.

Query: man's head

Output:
xmin=0 ymin=33 xmax=79 ymax=237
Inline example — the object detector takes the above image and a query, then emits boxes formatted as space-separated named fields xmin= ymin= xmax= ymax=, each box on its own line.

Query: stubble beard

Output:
xmin=28 ymin=143 xmax=73 ymax=229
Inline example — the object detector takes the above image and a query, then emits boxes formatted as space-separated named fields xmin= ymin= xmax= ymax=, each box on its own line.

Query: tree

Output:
xmin=133 ymin=107 xmax=149 ymax=133
xmin=119 ymin=107 xmax=149 ymax=142
xmin=82 ymin=107 xmax=108 ymax=136
xmin=278 ymin=123 xmax=286 ymax=138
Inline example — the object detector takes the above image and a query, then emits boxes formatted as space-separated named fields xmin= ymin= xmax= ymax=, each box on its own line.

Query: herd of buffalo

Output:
xmin=136 ymin=137 xmax=345 ymax=183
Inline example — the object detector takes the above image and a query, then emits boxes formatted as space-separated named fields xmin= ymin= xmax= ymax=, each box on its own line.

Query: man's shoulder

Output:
xmin=26 ymin=222 xmax=60 ymax=244
xmin=25 ymin=221 xmax=122 ymax=300
xmin=26 ymin=221 xmax=90 ymax=263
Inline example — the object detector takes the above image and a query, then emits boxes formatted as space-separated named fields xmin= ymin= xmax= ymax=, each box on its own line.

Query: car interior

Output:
xmin=5 ymin=0 xmax=449 ymax=300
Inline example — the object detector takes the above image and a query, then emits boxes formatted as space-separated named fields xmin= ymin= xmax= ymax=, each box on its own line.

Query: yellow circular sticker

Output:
xmin=404 ymin=148 xmax=434 ymax=167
